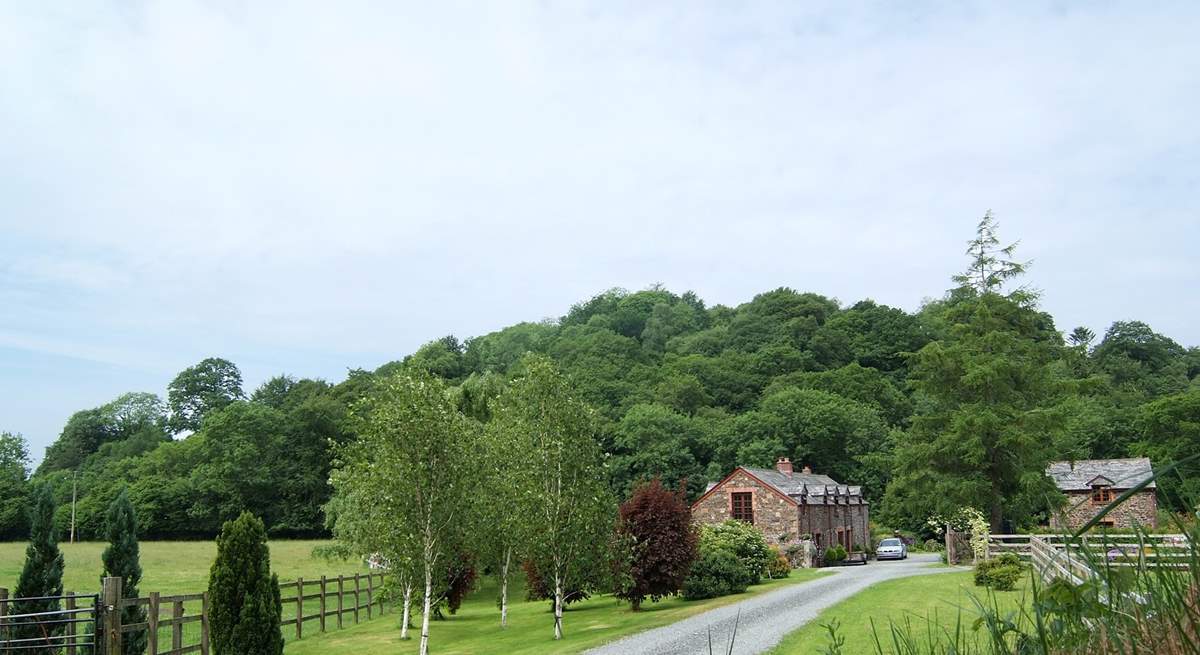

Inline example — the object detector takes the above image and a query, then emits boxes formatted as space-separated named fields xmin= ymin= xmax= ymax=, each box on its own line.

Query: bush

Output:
xmin=766 ymin=546 xmax=791 ymax=579
xmin=922 ymin=538 xmax=944 ymax=552
xmin=974 ymin=553 xmax=1023 ymax=590
xmin=682 ymin=548 xmax=753 ymax=600
xmin=698 ymin=521 xmax=773 ymax=584
xmin=825 ymin=545 xmax=847 ymax=563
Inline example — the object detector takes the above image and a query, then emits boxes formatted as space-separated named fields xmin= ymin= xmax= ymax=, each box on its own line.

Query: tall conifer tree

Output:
xmin=101 ymin=488 xmax=147 ymax=655
xmin=12 ymin=485 xmax=64 ymax=655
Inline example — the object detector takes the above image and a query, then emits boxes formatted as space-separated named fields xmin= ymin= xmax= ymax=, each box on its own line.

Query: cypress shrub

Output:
xmin=12 ymin=485 xmax=64 ymax=655
xmin=101 ymin=488 xmax=147 ymax=655
xmin=207 ymin=512 xmax=283 ymax=655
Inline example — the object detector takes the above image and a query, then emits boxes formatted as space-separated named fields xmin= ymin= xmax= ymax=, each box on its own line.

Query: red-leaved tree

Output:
xmin=614 ymin=479 xmax=699 ymax=610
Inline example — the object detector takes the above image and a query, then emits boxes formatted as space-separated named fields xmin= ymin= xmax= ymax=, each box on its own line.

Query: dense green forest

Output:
xmin=2 ymin=220 xmax=1197 ymax=540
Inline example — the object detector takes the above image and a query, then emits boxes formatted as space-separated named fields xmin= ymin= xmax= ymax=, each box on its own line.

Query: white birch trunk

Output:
xmin=500 ymin=547 xmax=511 ymax=629
xmin=400 ymin=578 xmax=413 ymax=640
xmin=553 ymin=573 xmax=564 ymax=640
xmin=419 ymin=564 xmax=433 ymax=655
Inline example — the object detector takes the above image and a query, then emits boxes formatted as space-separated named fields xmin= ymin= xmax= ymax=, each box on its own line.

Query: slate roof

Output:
xmin=740 ymin=467 xmax=866 ymax=505
xmin=1046 ymin=458 xmax=1155 ymax=492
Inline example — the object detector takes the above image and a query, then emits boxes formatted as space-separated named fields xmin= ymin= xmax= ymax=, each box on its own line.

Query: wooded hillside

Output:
xmin=3 ymin=220 xmax=1197 ymax=539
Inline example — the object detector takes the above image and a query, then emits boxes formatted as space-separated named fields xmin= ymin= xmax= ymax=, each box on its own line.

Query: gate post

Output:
xmin=103 ymin=576 xmax=124 ymax=655
xmin=0 ymin=588 xmax=8 ymax=640
xmin=65 ymin=592 xmax=77 ymax=655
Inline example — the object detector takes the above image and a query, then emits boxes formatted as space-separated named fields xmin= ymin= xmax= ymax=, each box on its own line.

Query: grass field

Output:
xmin=768 ymin=570 xmax=1030 ymax=655
xmin=286 ymin=570 xmax=830 ymax=655
xmin=0 ymin=540 xmax=368 ymax=595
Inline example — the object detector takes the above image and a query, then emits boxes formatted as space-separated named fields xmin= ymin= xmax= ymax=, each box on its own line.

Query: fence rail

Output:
xmin=0 ymin=570 xmax=387 ymax=654
xmin=280 ymin=572 xmax=387 ymax=640
xmin=988 ymin=533 xmax=1191 ymax=569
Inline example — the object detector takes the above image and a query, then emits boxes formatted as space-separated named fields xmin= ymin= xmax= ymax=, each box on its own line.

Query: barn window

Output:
xmin=731 ymin=492 xmax=754 ymax=524
xmin=1091 ymin=487 xmax=1114 ymax=504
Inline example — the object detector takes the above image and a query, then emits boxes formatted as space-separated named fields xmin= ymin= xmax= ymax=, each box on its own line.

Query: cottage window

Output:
xmin=1091 ymin=487 xmax=1114 ymax=504
xmin=731 ymin=492 xmax=754 ymax=524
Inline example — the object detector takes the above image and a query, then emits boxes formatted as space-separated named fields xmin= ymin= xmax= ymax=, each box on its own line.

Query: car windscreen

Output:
xmin=881 ymin=539 xmax=902 ymax=546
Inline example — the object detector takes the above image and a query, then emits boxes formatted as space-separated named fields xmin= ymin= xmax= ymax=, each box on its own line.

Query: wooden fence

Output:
xmin=988 ymin=533 xmax=1191 ymax=570
xmin=1 ymin=571 xmax=387 ymax=654
xmin=280 ymin=572 xmax=388 ymax=640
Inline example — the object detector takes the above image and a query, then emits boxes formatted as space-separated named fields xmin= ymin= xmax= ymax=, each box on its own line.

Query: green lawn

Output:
xmin=768 ymin=571 xmax=1031 ymax=655
xmin=0 ymin=540 xmax=368 ymax=596
xmin=286 ymin=570 xmax=830 ymax=655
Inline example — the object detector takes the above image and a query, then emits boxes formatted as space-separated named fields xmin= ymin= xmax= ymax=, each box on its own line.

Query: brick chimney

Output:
xmin=801 ymin=465 xmax=812 ymax=474
xmin=776 ymin=457 xmax=793 ymax=476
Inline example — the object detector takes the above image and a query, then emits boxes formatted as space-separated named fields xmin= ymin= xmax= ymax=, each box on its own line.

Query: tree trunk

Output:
xmin=500 ymin=548 xmax=511 ymax=629
xmin=419 ymin=565 xmax=433 ymax=655
xmin=989 ymin=497 xmax=1004 ymax=534
xmin=400 ymin=578 xmax=413 ymax=640
xmin=553 ymin=573 xmax=564 ymax=640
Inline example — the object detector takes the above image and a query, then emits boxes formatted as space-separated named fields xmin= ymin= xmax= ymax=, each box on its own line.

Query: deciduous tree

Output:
xmin=168 ymin=358 xmax=245 ymax=433
xmin=493 ymin=356 xmax=615 ymax=639
xmin=614 ymin=479 xmax=698 ymax=609
xmin=328 ymin=371 xmax=474 ymax=655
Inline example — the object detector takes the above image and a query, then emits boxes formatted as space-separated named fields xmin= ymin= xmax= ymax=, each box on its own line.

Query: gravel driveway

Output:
xmin=584 ymin=554 xmax=956 ymax=655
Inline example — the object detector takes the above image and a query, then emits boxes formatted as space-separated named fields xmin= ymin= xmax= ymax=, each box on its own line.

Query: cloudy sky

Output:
xmin=2 ymin=1 xmax=1198 ymax=461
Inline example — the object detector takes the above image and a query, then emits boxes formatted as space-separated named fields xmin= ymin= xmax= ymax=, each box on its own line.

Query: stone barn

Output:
xmin=1046 ymin=457 xmax=1157 ymax=530
xmin=692 ymin=458 xmax=869 ymax=551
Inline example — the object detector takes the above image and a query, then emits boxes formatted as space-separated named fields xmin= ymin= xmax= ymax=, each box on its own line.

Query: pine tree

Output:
xmin=885 ymin=214 xmax=1066 ymax=532
xmin=207 ymin=512 xmax=283 ymax=655
xmin=101 ymin=488 xmax=147 ymax=655
xmin=12 ymin=485 xmax=64 ymax=655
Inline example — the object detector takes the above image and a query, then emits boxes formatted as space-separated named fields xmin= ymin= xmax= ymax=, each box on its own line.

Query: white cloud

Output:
xmin=1 ymin=1 xmax=1198 ymax=454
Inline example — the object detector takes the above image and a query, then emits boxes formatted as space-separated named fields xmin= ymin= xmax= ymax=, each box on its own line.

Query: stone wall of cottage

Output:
xmin=692 ymin=470 xmax=798 ymax=547
xmin=793 ymin=500 xmax=869 ymax=551
xmin=1049 ymin=490 xmax=1158 ymax=530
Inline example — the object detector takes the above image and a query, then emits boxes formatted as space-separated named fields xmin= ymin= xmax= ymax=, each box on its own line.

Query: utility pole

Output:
xmin=69 ymin=470 xmax=77 ymax=544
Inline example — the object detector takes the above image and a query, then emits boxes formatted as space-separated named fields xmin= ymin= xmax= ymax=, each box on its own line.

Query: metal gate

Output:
xmin=0 ymin=589 xmax=99 ymax=653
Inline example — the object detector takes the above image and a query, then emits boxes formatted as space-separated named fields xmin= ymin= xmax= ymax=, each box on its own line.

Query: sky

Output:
xmin=2 ymin=1 xmax=1198 ymax=463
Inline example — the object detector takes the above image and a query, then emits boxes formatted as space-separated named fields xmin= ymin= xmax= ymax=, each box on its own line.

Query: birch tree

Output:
xmin=492 ymin=356 xmax=614 ymax=640
xmin=474 ymin=416 xmax=526 ymax=628
xmin=328 ymin=371 xmax=473 ymax=655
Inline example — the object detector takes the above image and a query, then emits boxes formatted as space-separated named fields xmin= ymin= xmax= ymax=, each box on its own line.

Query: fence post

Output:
xmin=336 ymin=576 xmax=344 ymax=629
xmin=375 ymin=574 xmax=384 ymax=614
xmin=295 ymin=578 xmax=304 ymax=640
xmin=366 ymin=574 xmax=373 ymax=620
xmin=200 ymin=592 xmax=210 ymax=655
xmin=65 ymin=592 xmax=77 ymax=655
xmin=353 ymin=575 xmax=361 ymax=624
xmin=103 ymin=576 xmax=124 ymax=655
xmin=319 ymin=576 xmax=327 ymax=633
xmin=0 ymin=587 xmax=7 ymax=638
xmin=147 ymin=592 xmax=159 ymax=655
xmin=172 ymin=600 xmax=183 ymax=652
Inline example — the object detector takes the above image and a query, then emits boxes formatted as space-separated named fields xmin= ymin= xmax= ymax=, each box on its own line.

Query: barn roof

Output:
xmin=1046 ymin=458 xmax=1155 ymax=492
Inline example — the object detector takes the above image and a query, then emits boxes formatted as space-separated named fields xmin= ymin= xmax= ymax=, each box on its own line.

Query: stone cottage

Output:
xmin=1046 ymin=457 xmax=1157 ymax=530
xmin=692 ymin=458 xmax=869 ymax=551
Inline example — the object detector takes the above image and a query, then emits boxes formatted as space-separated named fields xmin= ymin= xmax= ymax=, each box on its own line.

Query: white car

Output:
xmin=876 ymin=537 xmax=908 ymax=560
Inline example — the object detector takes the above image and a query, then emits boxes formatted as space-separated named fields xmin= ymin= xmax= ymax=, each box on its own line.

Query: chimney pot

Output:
xmin=801 ymin=465 xmax=812 ymax=475
xmin=775 ymin=457 xmax=793 ymax=476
